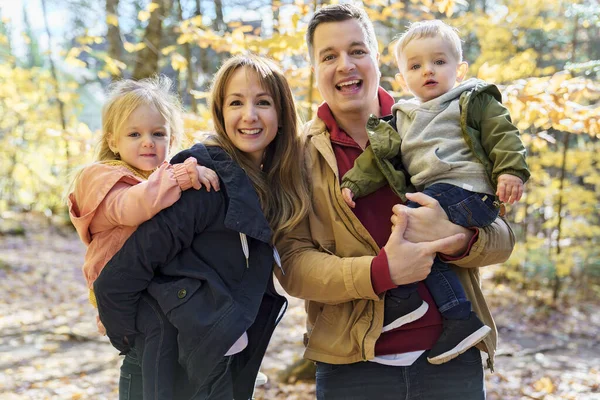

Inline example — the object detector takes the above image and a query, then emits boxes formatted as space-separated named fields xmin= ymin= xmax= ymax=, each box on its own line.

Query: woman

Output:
xmin=94 ymin=54 xmax=310 ymax=399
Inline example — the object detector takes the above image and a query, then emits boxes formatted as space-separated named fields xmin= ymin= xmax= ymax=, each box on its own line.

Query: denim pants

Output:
xmin=316 ymin=348 xmax=485 ymax=399
xmin=389 ymin=183 xmax=499 ymax=318
xmin=117 ymin=293 xmax=179 ymax=400
xmin=191 ymin=356 xmax=234 ymax=400
xmin=119 ymin=348 xmax=143 ymax=400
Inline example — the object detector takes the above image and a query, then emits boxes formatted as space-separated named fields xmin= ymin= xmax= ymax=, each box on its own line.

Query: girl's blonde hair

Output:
xmin=67 ymin=76 xmax=184 ymax=200
xmin=207 ymin=54 xmax=311 ymax=242
xmin=97 ymin=75 xmax=185 ymax=161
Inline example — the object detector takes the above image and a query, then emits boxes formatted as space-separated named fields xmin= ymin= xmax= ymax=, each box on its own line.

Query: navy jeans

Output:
xmin=117 ymin=294 xmax=178 ymax=400
xmin=119 ymin=348 xmax=143 ymax=400
xmin=316 ymin=348 xmax=485 ymax=399
xmin=389 ymin=183 xmax=499 ymax=318
xmin=134 ymin=293 xmax=179 ymax=400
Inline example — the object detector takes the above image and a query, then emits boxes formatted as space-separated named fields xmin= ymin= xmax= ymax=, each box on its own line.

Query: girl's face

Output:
xmin=109 ymin=104 xmax=170 ymax=171
xmin=222 ymin=67 xmax=279 ymax=167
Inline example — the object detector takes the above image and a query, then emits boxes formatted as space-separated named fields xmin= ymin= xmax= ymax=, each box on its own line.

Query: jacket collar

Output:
xmin=187 ymin=143 xmax=273 ymax=244
xmin=316 ymin=86 xmax=395 ymax=147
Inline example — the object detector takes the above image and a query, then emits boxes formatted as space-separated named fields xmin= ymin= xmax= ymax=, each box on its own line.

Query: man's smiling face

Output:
xmin=312 ymin=19 xmax=380 ymax=119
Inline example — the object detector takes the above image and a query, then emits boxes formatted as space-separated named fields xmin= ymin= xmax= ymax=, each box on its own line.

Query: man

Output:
xmin=275 ymin=4 xmax=515 ymax=399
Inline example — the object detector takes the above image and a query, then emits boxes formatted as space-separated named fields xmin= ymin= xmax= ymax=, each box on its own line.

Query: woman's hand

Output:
xmin=391 ymin=192 xmax=474 ymax=257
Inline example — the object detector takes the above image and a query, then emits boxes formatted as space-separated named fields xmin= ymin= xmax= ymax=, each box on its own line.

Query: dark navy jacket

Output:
xmin=94 ymin=143 xmax=286 ymax=399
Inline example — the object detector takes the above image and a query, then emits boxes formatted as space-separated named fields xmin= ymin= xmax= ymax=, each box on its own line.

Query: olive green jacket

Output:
xmin=341 ymin=82 xmax=530 ymax=201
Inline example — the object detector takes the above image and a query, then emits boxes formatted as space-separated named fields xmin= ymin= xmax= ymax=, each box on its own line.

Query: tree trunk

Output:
xmin=132 ymin=0 xmax=170 ymax=80
xmin=213 ymin=0 xmax=224 ymax=32
xmin=552 ymin=131 xmax=571 ymax=302
xmin=176 ymin=0 xmax=196 ymax=110
xmin=272 ymin=0 xmax=280 ymax=35
xmin=41 ymin=0 xmax=69 ymax=176
xmin=195 ymin=0 xmax=209 ymax=76
xmin=106 ymin=0 xmax=123 ymax=81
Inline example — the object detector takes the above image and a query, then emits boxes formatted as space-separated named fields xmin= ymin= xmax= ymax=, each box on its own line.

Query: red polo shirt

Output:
xmin=317 ymin=87 xmax=476 ymax=355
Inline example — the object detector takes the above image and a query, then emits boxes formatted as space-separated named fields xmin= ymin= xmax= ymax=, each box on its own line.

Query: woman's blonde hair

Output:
xmin=208 ymin=54 xmax=311 ymax=242
xmin=97 ymin=75 xmax=185 ymax=161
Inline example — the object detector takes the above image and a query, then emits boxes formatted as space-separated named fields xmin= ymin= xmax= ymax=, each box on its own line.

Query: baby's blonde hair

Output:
xmin=97 ymin=75 xmax=184 ymax=161
xmin=395 ymin=20 xmax=463 ymax=64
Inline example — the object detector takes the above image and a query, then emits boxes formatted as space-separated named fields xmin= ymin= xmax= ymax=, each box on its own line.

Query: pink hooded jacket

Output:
xmin=68 ymin=158 xmax=198 ymax=293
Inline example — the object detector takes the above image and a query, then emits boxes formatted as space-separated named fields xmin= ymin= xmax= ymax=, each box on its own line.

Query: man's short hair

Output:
xmin=306 ymin=3 xmax=378 ymax=65
xmin=395 ymin=20 xmax=463 ymax=64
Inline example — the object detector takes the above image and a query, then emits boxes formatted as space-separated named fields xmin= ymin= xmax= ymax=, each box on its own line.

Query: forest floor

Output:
xmin=0 ymin=216 xmax=599 ymax=399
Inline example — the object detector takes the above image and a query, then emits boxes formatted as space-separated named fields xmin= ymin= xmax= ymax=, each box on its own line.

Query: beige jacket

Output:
xmin=275 ymin=117 xmax=515 ymax=369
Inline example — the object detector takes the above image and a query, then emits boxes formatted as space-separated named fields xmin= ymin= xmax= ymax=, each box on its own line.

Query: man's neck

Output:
xmin=334 ymin=105 xmax=380 ymax=149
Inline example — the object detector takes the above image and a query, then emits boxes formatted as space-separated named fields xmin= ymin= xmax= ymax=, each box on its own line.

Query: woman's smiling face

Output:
xmin=222 ymin=67 xmax=279 ymax=167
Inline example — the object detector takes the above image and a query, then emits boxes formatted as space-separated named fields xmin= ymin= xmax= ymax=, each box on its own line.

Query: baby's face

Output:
xmin=395 ymin=36 xmax=466 ymax=103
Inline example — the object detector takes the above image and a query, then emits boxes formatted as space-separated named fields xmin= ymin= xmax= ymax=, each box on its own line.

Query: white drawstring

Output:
xmin=240 ymin=233 xmax=249 ymax=268
xmin=239 ymin=233 xmax=285 ymax=274
xmin=273 ymin=247 xmax=284 ymax=275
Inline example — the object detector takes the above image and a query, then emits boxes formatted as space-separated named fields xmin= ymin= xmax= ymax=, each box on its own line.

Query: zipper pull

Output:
xmin=240 ymin=232 xmax=249 ymax=268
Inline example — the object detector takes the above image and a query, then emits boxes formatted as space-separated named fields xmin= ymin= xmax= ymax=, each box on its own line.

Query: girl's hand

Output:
xmin=496 ymin=174 xmax=523 ymax=204
xmin=341 ymin=188 xmax=356 ymax=208
xmin=194 ymin=165 xmax=220 ymax=192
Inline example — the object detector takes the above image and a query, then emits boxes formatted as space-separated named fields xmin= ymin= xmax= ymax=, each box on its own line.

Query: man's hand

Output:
xmin=496 ymin=174 xmax=523 ymax=204
xmin=391 ymin=192 xmax=474 ymax=257
xmin=341 ymin=188 xmax=356 ymax=208
xmin=384 ymin=208 xmax=465 ymax=286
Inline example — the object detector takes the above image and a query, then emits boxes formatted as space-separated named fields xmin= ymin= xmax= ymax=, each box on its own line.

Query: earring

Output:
xmin=277 ymin=128 xmax=282 ymax=135
xmin=113 ymin=150 xmax=119 ymax=158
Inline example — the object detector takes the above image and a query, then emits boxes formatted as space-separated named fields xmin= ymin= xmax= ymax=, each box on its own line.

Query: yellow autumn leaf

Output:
xmin=65 ymin=57 xmax=87 ymax=69
xmin=291 ymin=13 xmax=300 ymax=30
xmin=124 ymin=42 xmax=146 ymax=53
xmin=106 ymin=13 xmax=119 ymax=27
xmin=138 ymin=10 xmax=150 ymax=22
xmin=232 ymin=28 xmax=245 ymax=43
xmin=177 ymin=33 xmax=194 ymax=45
xmin=148 ymin=2 xmax=160 ymax=12
xmin=171 ymin=53 xmax=188 ymax=72
xmin=190 ymin=90 xmax=210 ymax=99
xmin=161 ymin=45 xmax=177 ymax=56
xmin=190 ymin=15 xmax=204 ymax=27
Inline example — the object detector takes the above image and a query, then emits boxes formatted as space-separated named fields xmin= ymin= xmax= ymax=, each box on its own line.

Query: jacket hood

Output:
xmin=68 ymin=163 xmax=141 ymax=245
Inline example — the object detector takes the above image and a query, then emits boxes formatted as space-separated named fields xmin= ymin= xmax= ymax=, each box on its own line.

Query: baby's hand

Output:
xmin=497 ymin=174 xmax=523 ymax=204
xmin=341 ymin=187 xmax=356 ymax=208
xmin=194 ymin=165 xmax=220 ymax=192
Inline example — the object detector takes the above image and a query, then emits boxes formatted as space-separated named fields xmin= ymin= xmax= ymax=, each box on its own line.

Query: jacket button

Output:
xmin=177 ymin=289 xmax=187 ymax=299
